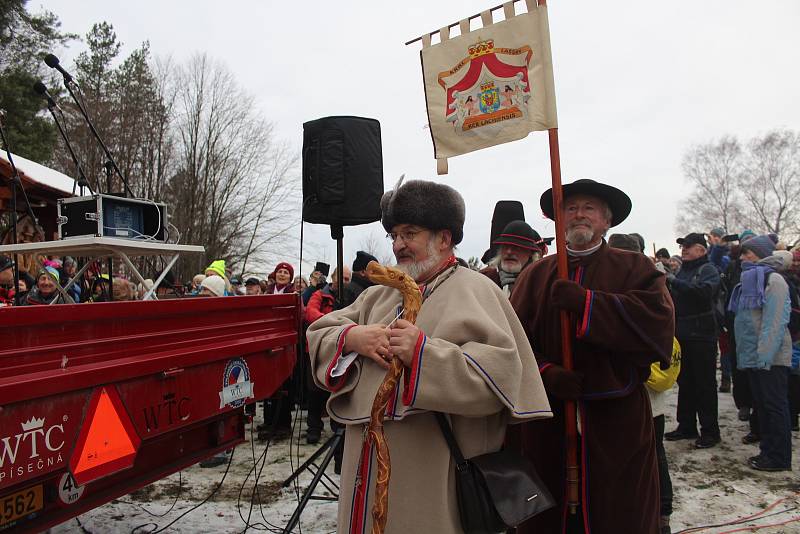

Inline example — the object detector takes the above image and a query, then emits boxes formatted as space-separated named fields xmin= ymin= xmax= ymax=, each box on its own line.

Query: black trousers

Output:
xmin=789 ymin=374 xmax=800 ymax=423
xmin=676 ymin=339 xmax=720 ymax=437
xmin=654 ymin=415 xmax=673 ymax=517
xmin=749 ymin=366 xmax=792 ymax=467
xmin=733 ymin=366 xmax=753 ymax=410
xmin=263 ymin=377 xmax=293 ymax=429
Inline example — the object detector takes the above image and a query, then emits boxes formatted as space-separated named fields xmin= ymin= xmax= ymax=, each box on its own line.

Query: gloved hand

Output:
xmin=550 ymin=279 xmax=587 ymax=313
xmin=541 ymin=364 xmax=584 ymax=400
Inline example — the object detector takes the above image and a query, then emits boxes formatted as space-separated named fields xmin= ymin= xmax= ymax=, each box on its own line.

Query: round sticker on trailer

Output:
xmin=58 ymin=472 xmax=85 ymax=504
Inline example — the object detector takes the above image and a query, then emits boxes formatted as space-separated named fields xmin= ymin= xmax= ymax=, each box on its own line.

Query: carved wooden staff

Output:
xmin=363 ymin=261 xmax=423 ymax=534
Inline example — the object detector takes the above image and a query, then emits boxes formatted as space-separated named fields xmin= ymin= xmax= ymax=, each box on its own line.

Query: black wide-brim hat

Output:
xmin=492 ymin=220 xmax=543 ymax=252
xmin=540 ymin=179 xmax=632 ymax=227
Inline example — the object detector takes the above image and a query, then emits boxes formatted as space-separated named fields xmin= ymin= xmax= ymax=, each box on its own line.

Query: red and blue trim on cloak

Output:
xmin=402 ymin=332 xmax=426 ymax=406
xmin=349 ymin=439 xmax=375 ymax=534
xmin=324 ymin=324 xmax=358 ymax=392
xmin=570 ymin=266 xmax=594 ymax=340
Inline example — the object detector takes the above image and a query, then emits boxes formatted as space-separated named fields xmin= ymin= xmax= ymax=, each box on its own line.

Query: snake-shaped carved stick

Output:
xmin=364 ymin=261 xmax=422 ymax=534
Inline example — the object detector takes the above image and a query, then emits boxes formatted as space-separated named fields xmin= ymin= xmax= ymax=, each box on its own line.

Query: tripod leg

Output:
xmin=282 ymin=431 xmax=341 ymax=487
xmin=282 ymin=431 xmax=344 ymax=533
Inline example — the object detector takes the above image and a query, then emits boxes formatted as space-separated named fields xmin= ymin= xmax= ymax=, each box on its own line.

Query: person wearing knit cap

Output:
xmin=307 ymin=178 xmax=550 ymax=532
xmin=729 ymin=235 xmax=793 ymax=471
xmin=0 ymin=256 xmax=16 ymax=306
xmin=260 ymin=260 xmax=300 ymax=441
xmin=739 ymin=229 xmax=756 ymax=242
xmin=740 ymin=234 xmax=776 ymax=261
xmin=665 ymin=232 xmax=722 ymax=449
xmin=340 ymin=251 xmax=378 ymax=309
xmin=607 ymin=233 xmax=642 ymax=252
xmin=205 ymin=259 xmax=226 ymax=279
xmin=190 ymin=274 xmax=206 ymax=295
xmin=668 ymin=255 xmax=683 ymax=273
xmin=23 ymin=267 xmax=66 ymax=305
xmin=199 ymin=275 xmax=226 ymax=297
xmin=305 ymin=261 xmax=360 ymax=447
xmin=205 ymin=260 xmax=233 ymax=295
xmin=267 ymin=262 xmax=294 ymax=294
xmin=59 ymin=256 xmax=82 ymax=303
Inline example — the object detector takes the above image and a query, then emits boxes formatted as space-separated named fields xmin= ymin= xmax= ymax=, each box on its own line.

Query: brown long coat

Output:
xmin=307 ymin=266 xmax=551 ymax=534
xmin=509 ymin=242 xmax=674 ymax=534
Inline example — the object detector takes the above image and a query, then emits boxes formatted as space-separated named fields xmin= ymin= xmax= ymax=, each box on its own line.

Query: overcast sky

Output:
xmin=36 ymin=0 xmax=800 ymax=276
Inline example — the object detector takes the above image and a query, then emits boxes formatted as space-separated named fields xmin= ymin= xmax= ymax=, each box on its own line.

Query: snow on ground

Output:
xmin=55 ymin=381 xmax=800 ymax=534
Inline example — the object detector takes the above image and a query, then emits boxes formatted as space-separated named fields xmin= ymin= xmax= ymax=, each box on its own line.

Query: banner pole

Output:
xmin=548 ymin=127 xmax=580 ymax=515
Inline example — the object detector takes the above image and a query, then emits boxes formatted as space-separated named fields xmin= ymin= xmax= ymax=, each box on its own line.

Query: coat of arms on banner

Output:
xmin=420 ymin=3 xmax=557 ymax=171
xmin=442 ymin=39 xmax=532 ymax=133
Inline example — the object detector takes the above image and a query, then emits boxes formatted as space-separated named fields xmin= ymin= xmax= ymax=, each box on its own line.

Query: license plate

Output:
xmin=0 ymin=485 xmax=43 ymax=528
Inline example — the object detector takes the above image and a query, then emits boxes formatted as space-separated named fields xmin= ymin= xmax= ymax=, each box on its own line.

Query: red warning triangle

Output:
xmin=69 ymin=385 xmax=141 ymax=486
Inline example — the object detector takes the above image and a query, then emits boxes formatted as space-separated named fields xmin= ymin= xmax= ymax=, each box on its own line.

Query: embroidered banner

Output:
xmin=419 ymin=2 xmax=557 ymax=171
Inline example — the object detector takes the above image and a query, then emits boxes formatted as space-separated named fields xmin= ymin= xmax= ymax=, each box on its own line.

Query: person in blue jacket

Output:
xmin=729 ymin=235 xmax=793 ymax=471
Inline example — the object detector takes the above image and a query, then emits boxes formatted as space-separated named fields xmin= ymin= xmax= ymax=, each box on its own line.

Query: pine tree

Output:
xmin=0 ymin=0 xmax=75 ymax=162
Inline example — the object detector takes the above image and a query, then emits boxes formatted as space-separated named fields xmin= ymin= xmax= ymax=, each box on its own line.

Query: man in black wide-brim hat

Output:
xmin=509 ymin=179 xmax=675 ymax=534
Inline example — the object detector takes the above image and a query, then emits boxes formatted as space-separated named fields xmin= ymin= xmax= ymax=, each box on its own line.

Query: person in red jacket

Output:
xmin=305 ymin=267 xmax=351 ymax=323
xmin=304 ymin=266 xmax=351 ymax=463
xmin=260 ymin=261 xmax=297 ymax=439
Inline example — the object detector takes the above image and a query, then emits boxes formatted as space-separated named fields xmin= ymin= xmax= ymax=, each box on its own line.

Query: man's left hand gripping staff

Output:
xmin=389 ymin=319 xmax=422 ymax=367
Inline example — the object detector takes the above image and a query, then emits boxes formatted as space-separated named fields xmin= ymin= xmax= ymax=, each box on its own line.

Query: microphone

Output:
xmin=32 ymin=81 xmax=62 ymax=112
xmin=44 ymin=53 xmax=73 ymax=83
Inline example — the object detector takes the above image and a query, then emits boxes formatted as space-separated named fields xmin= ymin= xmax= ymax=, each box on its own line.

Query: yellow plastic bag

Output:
xmin=646 ymin=338 xmax=681 ymax=393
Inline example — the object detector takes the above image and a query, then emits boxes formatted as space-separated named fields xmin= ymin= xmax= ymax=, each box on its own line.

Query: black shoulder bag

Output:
xmin=434 ymin=413 xmax=555 ymax=533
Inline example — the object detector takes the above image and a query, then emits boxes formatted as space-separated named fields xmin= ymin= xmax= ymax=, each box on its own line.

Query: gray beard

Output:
xmin=500 ymin=260 xmax=523 ymax=274
xmin=567 ymin=227 xmax=594 ymax=246
xmin=395 ymin=242 xmax=444 ymax=281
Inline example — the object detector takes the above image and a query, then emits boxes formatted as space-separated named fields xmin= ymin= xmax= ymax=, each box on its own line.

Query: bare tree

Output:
xmin=359 ymin=230 xmax=394 ymax=265
xmin=676 ymin=136 xmax=743 ymax=235
xmin=676 ymin=129 xmax=800 ymax=246
xmin=165 ymin=53 xmax=299 ymax=280
xmin=737 ymin=130 xmax=800 ymax=240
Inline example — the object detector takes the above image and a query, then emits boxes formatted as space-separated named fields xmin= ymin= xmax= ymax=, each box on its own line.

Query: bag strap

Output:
xmin=434 ymin=412 xmax=468 ymax=466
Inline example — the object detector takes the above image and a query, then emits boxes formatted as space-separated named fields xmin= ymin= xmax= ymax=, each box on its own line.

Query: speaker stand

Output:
xmin=330 ymin=224 xmax=344 ymax=308
xmin=281 ymin=427 xmax=343 ymax=533
xmin=281 ymin=224 xmax=346 ymax=533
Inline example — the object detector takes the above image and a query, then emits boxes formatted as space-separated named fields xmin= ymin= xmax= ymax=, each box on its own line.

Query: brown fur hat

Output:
xmin=380 ymin=178 xmax=465 ymax=244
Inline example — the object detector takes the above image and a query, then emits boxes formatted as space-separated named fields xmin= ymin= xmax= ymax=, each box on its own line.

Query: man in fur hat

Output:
xmin=307 ymin=179 xmax=551 ymax=534
xmin=481 ymin=220 xmax=547 ymax=296
xmin=510 ymin=179 xmax=675 ymax=534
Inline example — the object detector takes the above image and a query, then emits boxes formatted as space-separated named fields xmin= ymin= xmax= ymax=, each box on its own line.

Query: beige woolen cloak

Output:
xmin=307 ymin=266 xmax=551 ymax=534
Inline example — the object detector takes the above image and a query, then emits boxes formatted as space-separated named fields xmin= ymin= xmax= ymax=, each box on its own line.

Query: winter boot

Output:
xmin=719 ymin=377 xmax=731 ymax=393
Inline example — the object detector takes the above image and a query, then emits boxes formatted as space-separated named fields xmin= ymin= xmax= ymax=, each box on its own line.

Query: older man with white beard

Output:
xmin=509 ymin=179 xmax=675 ymax=534
xmin=481 ymin=220 xmax=546 ymax=296
xmin=306 ymin=179 xmax=551 ymax=534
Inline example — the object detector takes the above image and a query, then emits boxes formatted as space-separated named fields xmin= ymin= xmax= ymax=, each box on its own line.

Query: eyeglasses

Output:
xmin=386 ymin=230 xmax=423 ymax=244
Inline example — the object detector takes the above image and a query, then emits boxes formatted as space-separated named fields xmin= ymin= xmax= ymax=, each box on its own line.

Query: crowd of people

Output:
xmin=0 ymin=252 xmax=316 ymax=306
xmin=302 ymin=178 xmax=798 ymax=534
xmin=3 ymin=177 xmax=799 ymax=534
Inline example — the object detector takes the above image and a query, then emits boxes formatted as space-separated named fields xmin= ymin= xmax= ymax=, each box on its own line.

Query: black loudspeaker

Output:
xmin=302 ymin=116 xmax=383 ymax=226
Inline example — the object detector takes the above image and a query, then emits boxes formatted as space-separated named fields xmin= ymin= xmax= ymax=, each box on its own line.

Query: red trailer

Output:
xmin=0 ymin=293 xmax=299 ymax=532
